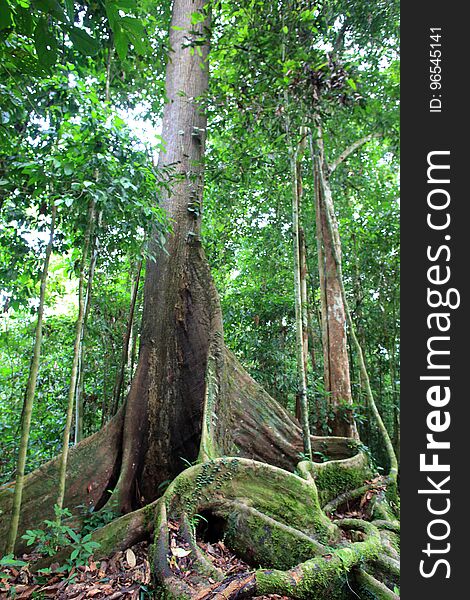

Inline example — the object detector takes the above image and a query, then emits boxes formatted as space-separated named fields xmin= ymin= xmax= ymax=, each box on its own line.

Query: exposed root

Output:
xmin=323 ymin=478 xmax=386 ymax=515
xmin=373 ymin=520 xmax=400 ymax=533
xmin=148 ymin=459 xmax=397 ymax=599
xmin=296 ymin=450 xmax=372 ymax=508
xmin=374 ymin=554 xmax=400 ymax=578
xmin=354 ymin=567 xmax=399 ymax=599
xmin=253 ymin=519 xmax=382 ymax=599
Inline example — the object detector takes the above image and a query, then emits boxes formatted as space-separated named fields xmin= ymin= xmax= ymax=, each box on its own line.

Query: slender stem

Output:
xmin=74 ymin=213 xmax=100 ymax=444
xmin=329 ymin=133 xmax=381 ymax=175
xmin=6 ymin=204 xmax=56 ymax=553
xmin=111 ymin=259 xmax=142 ymax=415
xmin=56 ymin=199 xmax=95 ymax=518
xmin=289 ymin=126 xmax=312 ymax=459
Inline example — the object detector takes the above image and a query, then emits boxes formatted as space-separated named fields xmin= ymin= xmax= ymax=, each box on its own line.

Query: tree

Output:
xmin=313 ymin=123 xmax=359 ymax=439
xmin=0 ymin=0 xmax=399 ymax=597
xmin=5 ymin=203 xmax=56 ymax=553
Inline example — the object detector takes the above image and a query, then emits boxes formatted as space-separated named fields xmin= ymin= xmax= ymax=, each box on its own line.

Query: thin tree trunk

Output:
xmin=290 ymin=127 xmax=312 ymax=459
xmin=129 ymin=315 xmax=138 ymax=388
xmin=5 ymin=204 xmax=56 ymax=553
xmin=301 ymin=233 xmax=317 ymax=372
xmin=390 ymin=302 xmax=400 ymax=465
xmin=111 ymin=259 xmax=142 ymax=416
xmin=56 ymin=199 xmax=95 ymax=517
xmin=297 ymin=132 xmax=309 ymax=380
xmin=74 ymin=215 xmax=100 ymax=443
xmin=105 ymin=38 xmax=113 ymax=103
xmin=101 ymin=332 xmax=110 ymax=427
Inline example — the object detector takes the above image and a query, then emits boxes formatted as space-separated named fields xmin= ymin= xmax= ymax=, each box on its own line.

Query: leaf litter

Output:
xmin=0 ymin=523 xmax=292 ymax=599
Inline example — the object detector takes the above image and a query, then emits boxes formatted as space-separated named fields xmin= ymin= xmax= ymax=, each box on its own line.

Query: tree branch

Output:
xmin=329 ymin=132 xmax=382 ymax=175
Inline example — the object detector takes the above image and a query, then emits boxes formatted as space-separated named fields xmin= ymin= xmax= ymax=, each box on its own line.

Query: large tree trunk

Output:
xmin=113 ymin=0 xmax=213 ymax=512
xmin=313 ymin=128 xmax=358 ymax=439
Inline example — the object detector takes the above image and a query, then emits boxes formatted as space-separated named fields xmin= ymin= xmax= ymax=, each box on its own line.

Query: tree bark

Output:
xmin=315 ymin=128 xmax=398 ymax=485
xmin=5 ymin=204 xmax=56 ymax=553
xmin=311 ymin=133 xmax=330 ymax=435
xmin=75 ymin=218 xmax=100 ymax=444
xmin=290 ymin=127 xmax=312 ymax=459
xmin=312 ymin=124 xmax=358 ymax=439
xmin=112 ymin=0 xmax=213 ymax=512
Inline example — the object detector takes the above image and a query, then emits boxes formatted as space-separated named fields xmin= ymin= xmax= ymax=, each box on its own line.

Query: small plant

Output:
xmin=81 ymin=505 xmax=118 ymax=536
xmin=356 ymin=442 xmax=380 ymax=474
xmin=297 ymin=449 xmax=329 ymax=463
xmin=336 ymin=398 xmax=367 ymax=426
xmin=0 ymin=554 xmax=28 ymax=581
xmin=189 ymin=512 xmax=208 ymax=533
xmin=157 ymin=479 xmax=172 ymax=493
xmin=22 ymin=505 xmax=75 ymax=556
xmin=20 ymin=504 xmax=100 ymax=569
xmin=66 ymin=533 xmax=100 ymax=568
xmin=313 ymin=450 xmax=329 ymax=462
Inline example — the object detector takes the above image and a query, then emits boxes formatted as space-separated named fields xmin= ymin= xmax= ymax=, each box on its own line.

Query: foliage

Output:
xmin=21 ymin=505 xmax=100 ymax=568
xmin=0 ymin=0 xmax=399 ymax=485
xmin=0 ymin=553 xmax=27 ymax=581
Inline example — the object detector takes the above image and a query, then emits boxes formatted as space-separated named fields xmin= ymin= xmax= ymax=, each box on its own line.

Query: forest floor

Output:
xmin=0 ymin=499 xmax=373 ymax=599
xmin=0 ymin=537 xmax=290 ymax=599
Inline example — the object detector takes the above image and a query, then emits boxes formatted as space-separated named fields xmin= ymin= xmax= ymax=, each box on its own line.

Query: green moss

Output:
xmin=312 ymin=461 xmax=371 ymax=506
xmin=223 ymin=509 xmax=326 ymax=570
xmin=255 ymin=523 xmax=382 ymax=599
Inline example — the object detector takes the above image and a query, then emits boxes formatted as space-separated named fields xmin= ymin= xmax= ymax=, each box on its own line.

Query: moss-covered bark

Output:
xmin=149 ymin=458 xmax=397 ymax=599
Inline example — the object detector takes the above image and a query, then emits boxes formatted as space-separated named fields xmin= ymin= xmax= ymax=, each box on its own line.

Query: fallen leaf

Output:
xmin=171 ymin=547 xmax=192 ymax=558
xmin=126 ymin=549 xmax=137 ymax=568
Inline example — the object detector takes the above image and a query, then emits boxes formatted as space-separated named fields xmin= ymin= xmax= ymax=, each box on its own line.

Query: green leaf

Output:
xmin=347 ymin=78 xmax=357 ymax=91
xmin=114 ymin=27 xmax=129 ymax=61
xmin=0 ymin=554 xmax=28 ymax=567
xmin=116 ymin=0 xmax=137 ymax=7
xmin=34 ymin=18 xmax=58 ymax=68
xmin=68 ymin=529 xmax=80 ymax=543
xmin=190 ymin=11 xmax=205 ymax=25
xmin=15 ymin=8 xmax=34 ymax=36
xmin=121 ymin=16 xmax=146 ymax=54
xmin=68 ymin=27 xmax=99 ymax=56
xmin=64 ymin=0 xmax=74 ymax=21
xmin=0 ymin=0 xmax=12 ymax=31
xmin=104 ymin=1 xmax=119 ymax=29
xmin=35 ymin=0 xmax=67 ymax=23
xmin=70 ymin=548 xmax=80 ymax=560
